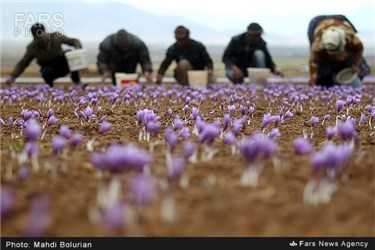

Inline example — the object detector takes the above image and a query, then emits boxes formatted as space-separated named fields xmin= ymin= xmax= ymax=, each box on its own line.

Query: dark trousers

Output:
xmin=40 ymin=55 xmax=80 ymax=87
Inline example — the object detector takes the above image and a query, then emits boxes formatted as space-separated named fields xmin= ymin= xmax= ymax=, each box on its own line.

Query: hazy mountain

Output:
xmin=1 ymin=1 xmax=374 ymax=65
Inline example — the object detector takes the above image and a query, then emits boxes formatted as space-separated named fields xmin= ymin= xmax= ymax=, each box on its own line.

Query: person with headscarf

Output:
xmin=156 ymin=25 xmax=214 ymax=86
xmin=97 ymin=29 xmax=153 ymax=85
xmin=5 ymin=23 xmax=83 ymax=87
xmin=222 ymin=22 xmax=283 ymax=84
xmin=308 ymin=15 xmax=370 ymax=87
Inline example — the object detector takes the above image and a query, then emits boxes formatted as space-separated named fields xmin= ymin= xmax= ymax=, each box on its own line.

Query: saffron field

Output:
xmin=1 ymin=82 xmax=374 ymax=236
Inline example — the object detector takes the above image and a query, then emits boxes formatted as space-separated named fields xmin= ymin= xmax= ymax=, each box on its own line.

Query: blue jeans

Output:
xmin=226 ymin=49 xmax=267 ymax=84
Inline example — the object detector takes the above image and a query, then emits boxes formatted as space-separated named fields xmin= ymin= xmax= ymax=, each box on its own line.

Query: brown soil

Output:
xmin=1 ymin=82 xmax=374 ymax=237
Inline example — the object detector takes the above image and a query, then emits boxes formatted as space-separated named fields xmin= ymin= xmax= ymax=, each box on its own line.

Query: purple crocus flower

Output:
xmin=337 ymin=120 xmax=357 ymax=141
xmin=191 ymin=107 xmax=200 ymax=120
xmin=51 ymin=135 xmax=67 ymax=154
xmin=294 ymin=137 xmax=313 ymax=155
xmin=167 ymin=156 xmax=185 ymax=182
xmin=24 ymin=142 xmax=39 ymax=158
xmin=167 ymin=108 xmax=173 ymax=118
xmin=8 ymin=116 xmax=13 ymax=127
xmin=18 ymin=165 xmax=31 ymax=181
xmin=199 ymin=123 xmax=221 ymax=145
xmin=261 ymin=113 xmax=273 ymax=130
xmin=183 ymin=141 xmax=197 ymax=160
xmin=173 ymin=115 xmax=184 ymax=130
xmin=1 ymin=186 xmax=15 ymax=218
xmin=310 ymin=116 xmax=319 ymax=126
xmin=24 ymin=119 xmax=41 ymax=142
xmin=99 ymin=121 xmax=112 ymax=134
xmin=268 ymin=128 xmax=281 ymax=139
xmin=311 ymin=143 xmax=353 ymax=179
xmin=322 ymin=114 xmax=331 ymax=125
xmin=90 ymin=152 xmax=107 ymax=171
xmin=223 ymin=114 xmax=231 ymax=132
xmin=104 ymin=144 xmax=152 ymax=172
xmin=103 ymin=200 xmax=125 ymax=233
xmin=165 ymin=128 xmax=179 ymax=150
xmin=145 ymin=121 xmax=161 ymax=134
xmin=284 ymin=110 xmax=293 ymax=119
xmin=249 ymin=106 xmax=255 ymax=116
xmin=232 ymin=119 xmax=242 ymax=136
xmin=359 ymin=113 xmax=366 ymax=125
xmin=59 ymin=125 xmax=72 ymax=139
xmin=22 ymin=194 xmax=51 ymax=237
xmin=336 ymin=100 xmax=345 ymax=112
xmin=71 ymin=133 xmax=84 ymax=147
xmin=130 ymin=174 xmax=157 ymax=206
xmin=179 ymin=127 xmax=190 ymax=139
xmin=326 ymin=126 xmax=337 ymax=140
xmin=223 ymin=132 xmax=237 ymax=145
xmin=47 ymin=109 xmax=54 ymax=118
xmin=0 ymin=118 xmax=6 ymax=127
xmin=47 ymin=115 xmax=58 ymax=126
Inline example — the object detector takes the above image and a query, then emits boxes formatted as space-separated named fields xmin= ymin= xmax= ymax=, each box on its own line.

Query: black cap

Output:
xmin=247 ymin=23 xmax=263 ymax=34
xmin=31 ymin=23 xmax=45 ymax=38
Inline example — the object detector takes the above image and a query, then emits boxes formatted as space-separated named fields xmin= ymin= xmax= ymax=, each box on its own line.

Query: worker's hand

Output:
xmin=101 ymin=71 xmax=111 ymax=83
xmin=351 ymin=65 xmax=360 ymax=75
xmin=143 ymin=71 xmax=153 ymax=84
xmin=5 ymin=76 xmax=15 ymax=86
xmin=156 ymin=74 xmax=163 ymax=84
xmin=273 ymin=69 xmax=284 ymax=77
xmin=308 ymin=78 xmax=316 ymax=87
xmin=232 ymin=65 xmax=243 ymax=80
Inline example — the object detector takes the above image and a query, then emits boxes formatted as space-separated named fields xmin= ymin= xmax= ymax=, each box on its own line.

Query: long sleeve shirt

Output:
xmin=309 ymin=18 xmax=363 ymax=81
xmin=157 ymin=39 xmax=213 ymax=76
xmin=222 ymin=33 xmax=277 ymax=72
xmin=97 ymin=33 xmax=152 ymax=74
xmin=10 ymin=33 xmax=81 ymax=78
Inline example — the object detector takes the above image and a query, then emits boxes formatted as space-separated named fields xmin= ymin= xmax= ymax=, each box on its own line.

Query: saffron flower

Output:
xmin=24 ymin=119 xmax=41 ymax=142
xmin=71 ymin=133 xmax=84 ymax=147
xmin=294 ymin=137 xmax=313 ymax=155
xmin=22 ymin=194 xmax=51 ymax=236
xmin=1 ymin=186 xmax=15 ymax=218
xmin=99 ymin=121 xmax=112 ymax=134
xmin=130 ymin=174 xmax=157 ymax=206
xmin=59 ymin=125 xmax=72 ymax=139
xmin=51 ymin=135 xmax=67 ymax=154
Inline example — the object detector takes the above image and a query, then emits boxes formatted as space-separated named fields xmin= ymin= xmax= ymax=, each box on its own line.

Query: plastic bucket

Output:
xmin=115 ymin=73 xmax=139 ymax=87
xmin=187 ymin=70 xmax=208 ymax=89
xmin=335 ymin=68 xmax=362 ymax=87
xmin=65 ymin=49 xmax=89 ymax=72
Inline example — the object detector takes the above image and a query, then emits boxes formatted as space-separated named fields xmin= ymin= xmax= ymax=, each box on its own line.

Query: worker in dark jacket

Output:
xmin=5 ymin=23 xmax=82 ymax=87
xmin=97 ymin=29 xmax=153 ymax=85
xmin=222 ymin=23 xmax=283 ymax=84
xmin=156 ymin=25 xmax=214 ymax=85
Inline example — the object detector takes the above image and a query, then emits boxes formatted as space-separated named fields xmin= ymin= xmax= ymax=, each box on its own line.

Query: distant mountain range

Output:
xmin=2 ymin=1 xmax=374 ymax=47
xmin=1 ymin=1 xmax=374 ymax=67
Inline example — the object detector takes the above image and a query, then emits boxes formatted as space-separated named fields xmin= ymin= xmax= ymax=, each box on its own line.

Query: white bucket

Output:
xmin=335 ymin=68 xmax=362 ymax=87
xmin=115 ymin=73 xmax=139 ymax=87
xmin=187 ymin=70 xmax=208 ymax=89
xmin=65 ymin=49 xmax=89 ymax=72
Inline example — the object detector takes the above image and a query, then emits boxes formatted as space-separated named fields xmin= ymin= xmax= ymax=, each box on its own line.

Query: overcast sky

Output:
xmin=104 ymin=0 xmax=375 ymax=33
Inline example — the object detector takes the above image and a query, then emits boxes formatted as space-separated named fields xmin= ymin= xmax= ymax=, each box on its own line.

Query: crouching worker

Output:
xmin=308 ymin=15 xmax=370 ymax=87
xmin=5 ymin=23 xmax=83 ymax=87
